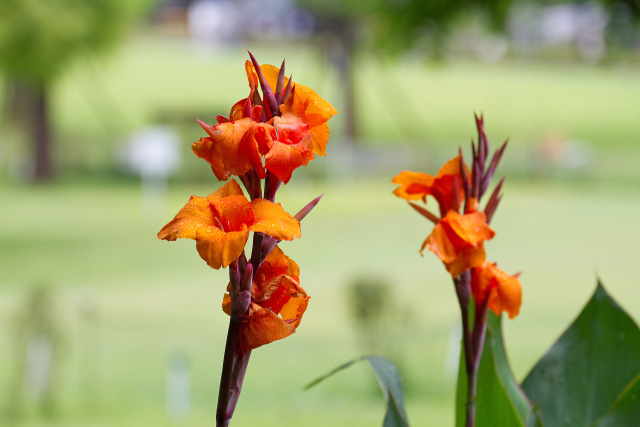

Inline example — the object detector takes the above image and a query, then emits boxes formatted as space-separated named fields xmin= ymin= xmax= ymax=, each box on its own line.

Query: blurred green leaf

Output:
xmin=305 ymin=355 xmax=409 ymax=427
xmin=521 ymin=281 xmax=640 ymax=427
xmin=590 ymin=372 xmax=640 ymax=427
xmin=456 ymin=310 xmax=537 ymax=427
xmin=366 ymin=356 xmax=410 ymax=427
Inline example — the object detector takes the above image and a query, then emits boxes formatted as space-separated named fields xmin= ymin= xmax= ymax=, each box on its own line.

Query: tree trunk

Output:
xmin=32 ymin=82 xmax=53 ymax=180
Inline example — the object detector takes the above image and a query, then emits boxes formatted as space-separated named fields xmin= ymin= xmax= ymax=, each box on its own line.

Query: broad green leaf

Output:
xmin=521 ymin=281 xmax=640 ymax=427
xmin=305 ymin=356 xmax=410 ymax=427
xmin=456 ymin=310 xmax=538 ymax=427
xmin=590 ymin=372 xmax=640 ymax=427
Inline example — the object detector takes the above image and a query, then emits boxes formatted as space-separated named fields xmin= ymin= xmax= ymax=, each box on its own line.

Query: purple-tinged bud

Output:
xmin=472 ymin=160 xmax=482 ymax=200
xmin=243 ymin=98 xmax=252 ymax=119
xmin=231 ymin=290 xmax=251 ymax=318
xmin=294 ymin=194 xmax=323 ymax=222
xmin=264 ymin=172 xmax=282 ymax=202
xmin=450 ymin=175 xmax=461 ymax=214
xmin=248 ymin=51 xmax=280 ymax=118
xmin=459 ymin=148 xmax=470 ymax=200
xmin=276 ymin=59 xmax=286 ymax=99
xmin=250 ymin=232 xmax=264 ymax=276
xmin=284 ymin=77 xmax=293 ymax=102
xmin=409 ymin=202 xmax=440 ymax=223
xmin=484 ymin=177 xmax=505 ymax=224
xmin=259 ymin=236 xmax=278 ymax=265
xmin=263 ymin=98 xmax=273 ymax=121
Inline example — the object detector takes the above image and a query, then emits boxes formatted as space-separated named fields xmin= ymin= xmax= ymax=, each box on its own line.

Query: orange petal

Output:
xmin=392 ymin=171 xmax=436 ymax=201
xmin=192 ymin=137 xmax=230 ymax=181
xmin=472 ymin=262 xmax=522 ymax=319
xmin=279 ymin=294 xmax=309 ymax=328
xmin=209 ymin=194 xmax=255 ymax=231
xmin=195 ymin=227 xmax=249 ymax=269
xmin=425 ymin=211 xmax=494 ymax=277
xmin=208 ymin=179 xmax=245 ymax=200
xmin=280 ymin=85 xmax=337 ymax=156
xmin=436 ymin=155 xmax=465 ymax=178
xmin=446 ymin=211 xmax=495 ymax=246
xmin=264 ymin=133 xmax=314 ymax=184
xmin=192 ymin=118 xmax=259 ymax=177
xmin=250 ymin=199 xmax=301 ymax=241
xmin=487 ymin=268 xmax=522 ymax=319
xmin=239 ymin=303 xmax=295 ymax=351
xmin=158 ymin=196 xmax=214 ymax=241
xmin=222 ymin=293 xmax=232 ymax=316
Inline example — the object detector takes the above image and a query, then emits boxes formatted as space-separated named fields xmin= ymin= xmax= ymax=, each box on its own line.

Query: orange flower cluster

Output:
xmin=158 ymin=53 xmax=336 ymax=351
xmin=193 ymin=58 xmax=337 ymax=184
xmin=392 ymin=117 xmax=521 ymax=319
xmin=222 ymin=246 xmax=309 ymax=351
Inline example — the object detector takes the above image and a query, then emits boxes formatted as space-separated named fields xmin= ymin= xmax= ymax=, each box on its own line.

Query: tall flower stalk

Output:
xmin=157 ymin=53 xmax=337 ymax=426
xmin=392 ymin=115 xmax=522 ymax=427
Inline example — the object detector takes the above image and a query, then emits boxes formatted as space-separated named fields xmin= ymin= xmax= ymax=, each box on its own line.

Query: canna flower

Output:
xmin=424 ymin=210 xmax=495 ymax=277
xmin=193 ymin=118 xmax=267 ymax=181
xmin=193 ymin=59 xmax=337 ymax=185
xmin=259 ymin=63 xmax=338 ymax=156
xmin=222 ymin=246 xmax=309 ymax=352
xmin=157 ymin=180 xmax=301 ymax=269
xmin=392 ymin=155 xmax=468 ymax=215
xmin=471 ymin=261 xmax=522 ymax=319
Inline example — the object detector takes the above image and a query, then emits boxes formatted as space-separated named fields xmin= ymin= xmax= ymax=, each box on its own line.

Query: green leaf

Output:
xmin=456 ymin=311 xmax=538 ymax=427
xmin=590 ymin=372 xmax=640 ymax=427
xmin=305 ymin=356 xmax=410 ymax=427
xmin=521 ymin=281 xmax=640 ymax=427
xmin=366 ymin=356 xmax=410 ymax=427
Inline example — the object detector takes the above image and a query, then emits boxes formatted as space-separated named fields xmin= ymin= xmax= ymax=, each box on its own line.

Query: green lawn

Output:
xmin=1 ymin=175 xmax=639 ymax=426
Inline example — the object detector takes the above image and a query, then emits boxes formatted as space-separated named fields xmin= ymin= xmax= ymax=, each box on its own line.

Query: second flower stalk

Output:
xmin=393 ymin=115 xmax=522 ymax=427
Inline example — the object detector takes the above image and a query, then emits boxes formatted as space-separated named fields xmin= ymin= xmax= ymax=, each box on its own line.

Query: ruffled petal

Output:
xmin=471 ymin=262 xmax=522 ymax=319
xmin=392 ymin=171 xmax=436 ymax=201
xmin=157 ymin=196 xmax=213 ymax=241
xmin=192 ymin=118 xmax=259 ymax=177
xmin=279 ymin=293 xmax=309 ymax=328
xmin=191 ymin=137 xmax=230 ymax=181
xmin=250 ymin=199 xmax=301 ymax=241
xmin=239 ymin=303 xmax=296 ymax=352
xmin=425 ymin=211 xmax=494 ymax=277
xmin=195 ymin=227 xmax=249 ymax=269
xmin=280 ymin=85 xmax=337 ymax=156
xmin=447 ymin=211 xmax=495 ymax=245
xmin=207 ymin=179 xmax=245 ymax=200
xmin=264 ymin=133 xmax=314 ymax=184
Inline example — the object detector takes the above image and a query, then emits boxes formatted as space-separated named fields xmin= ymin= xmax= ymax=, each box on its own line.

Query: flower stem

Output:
xmin=454 ymin=271 xmax=487 ymax=427
xmin=216 ymin=262 xmax=254 ymax=426
xmin=216 ymin=315 xmax=241 ymax=426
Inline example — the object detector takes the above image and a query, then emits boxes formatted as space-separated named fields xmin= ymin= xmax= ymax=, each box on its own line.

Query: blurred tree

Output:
xmin=0 ymin=0 xmax=148 ymax=180
xmin=297 ymin=0 xmax=639 ymax=142
xmin=296 ymin=0 xmax=513 ymax=142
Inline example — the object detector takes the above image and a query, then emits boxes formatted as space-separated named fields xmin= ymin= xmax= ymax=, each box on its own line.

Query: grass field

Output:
xmin=1 ymin=34 xmax=640 ymax=426
xmin=1 ymin=175 xmax=640 ymax=426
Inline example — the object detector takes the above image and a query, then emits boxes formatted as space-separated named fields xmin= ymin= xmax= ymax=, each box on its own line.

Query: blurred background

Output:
xmin=1 ymin=0 xmax=639 ymax=425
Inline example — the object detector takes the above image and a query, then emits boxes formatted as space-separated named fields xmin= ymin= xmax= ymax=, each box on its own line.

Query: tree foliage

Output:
xmin=0 ymin=0 xmax=148 ymax=84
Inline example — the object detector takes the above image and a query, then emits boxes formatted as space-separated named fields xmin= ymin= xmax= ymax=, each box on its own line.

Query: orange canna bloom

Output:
xmin=193 ymin=61 xmax=336 ymax=184
xmin=424 ymin=210 xmax=495 ymax=277
xmin=392 ymin=155 xmax=468 ymax=214
xmin=263 ymin=120 xmax=315 ymax=183
xmin=192 ymin=118 xmax=268 ymax=180
xmin=471 ymin=261 xmax=522 ymax=319
xmin=259 ymin=63 xmax=338 ymax=157
xmin=222 ymin=246 xmax=309 ymax=352
xmin=157 ymin=180 xmax=301 ymax=269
